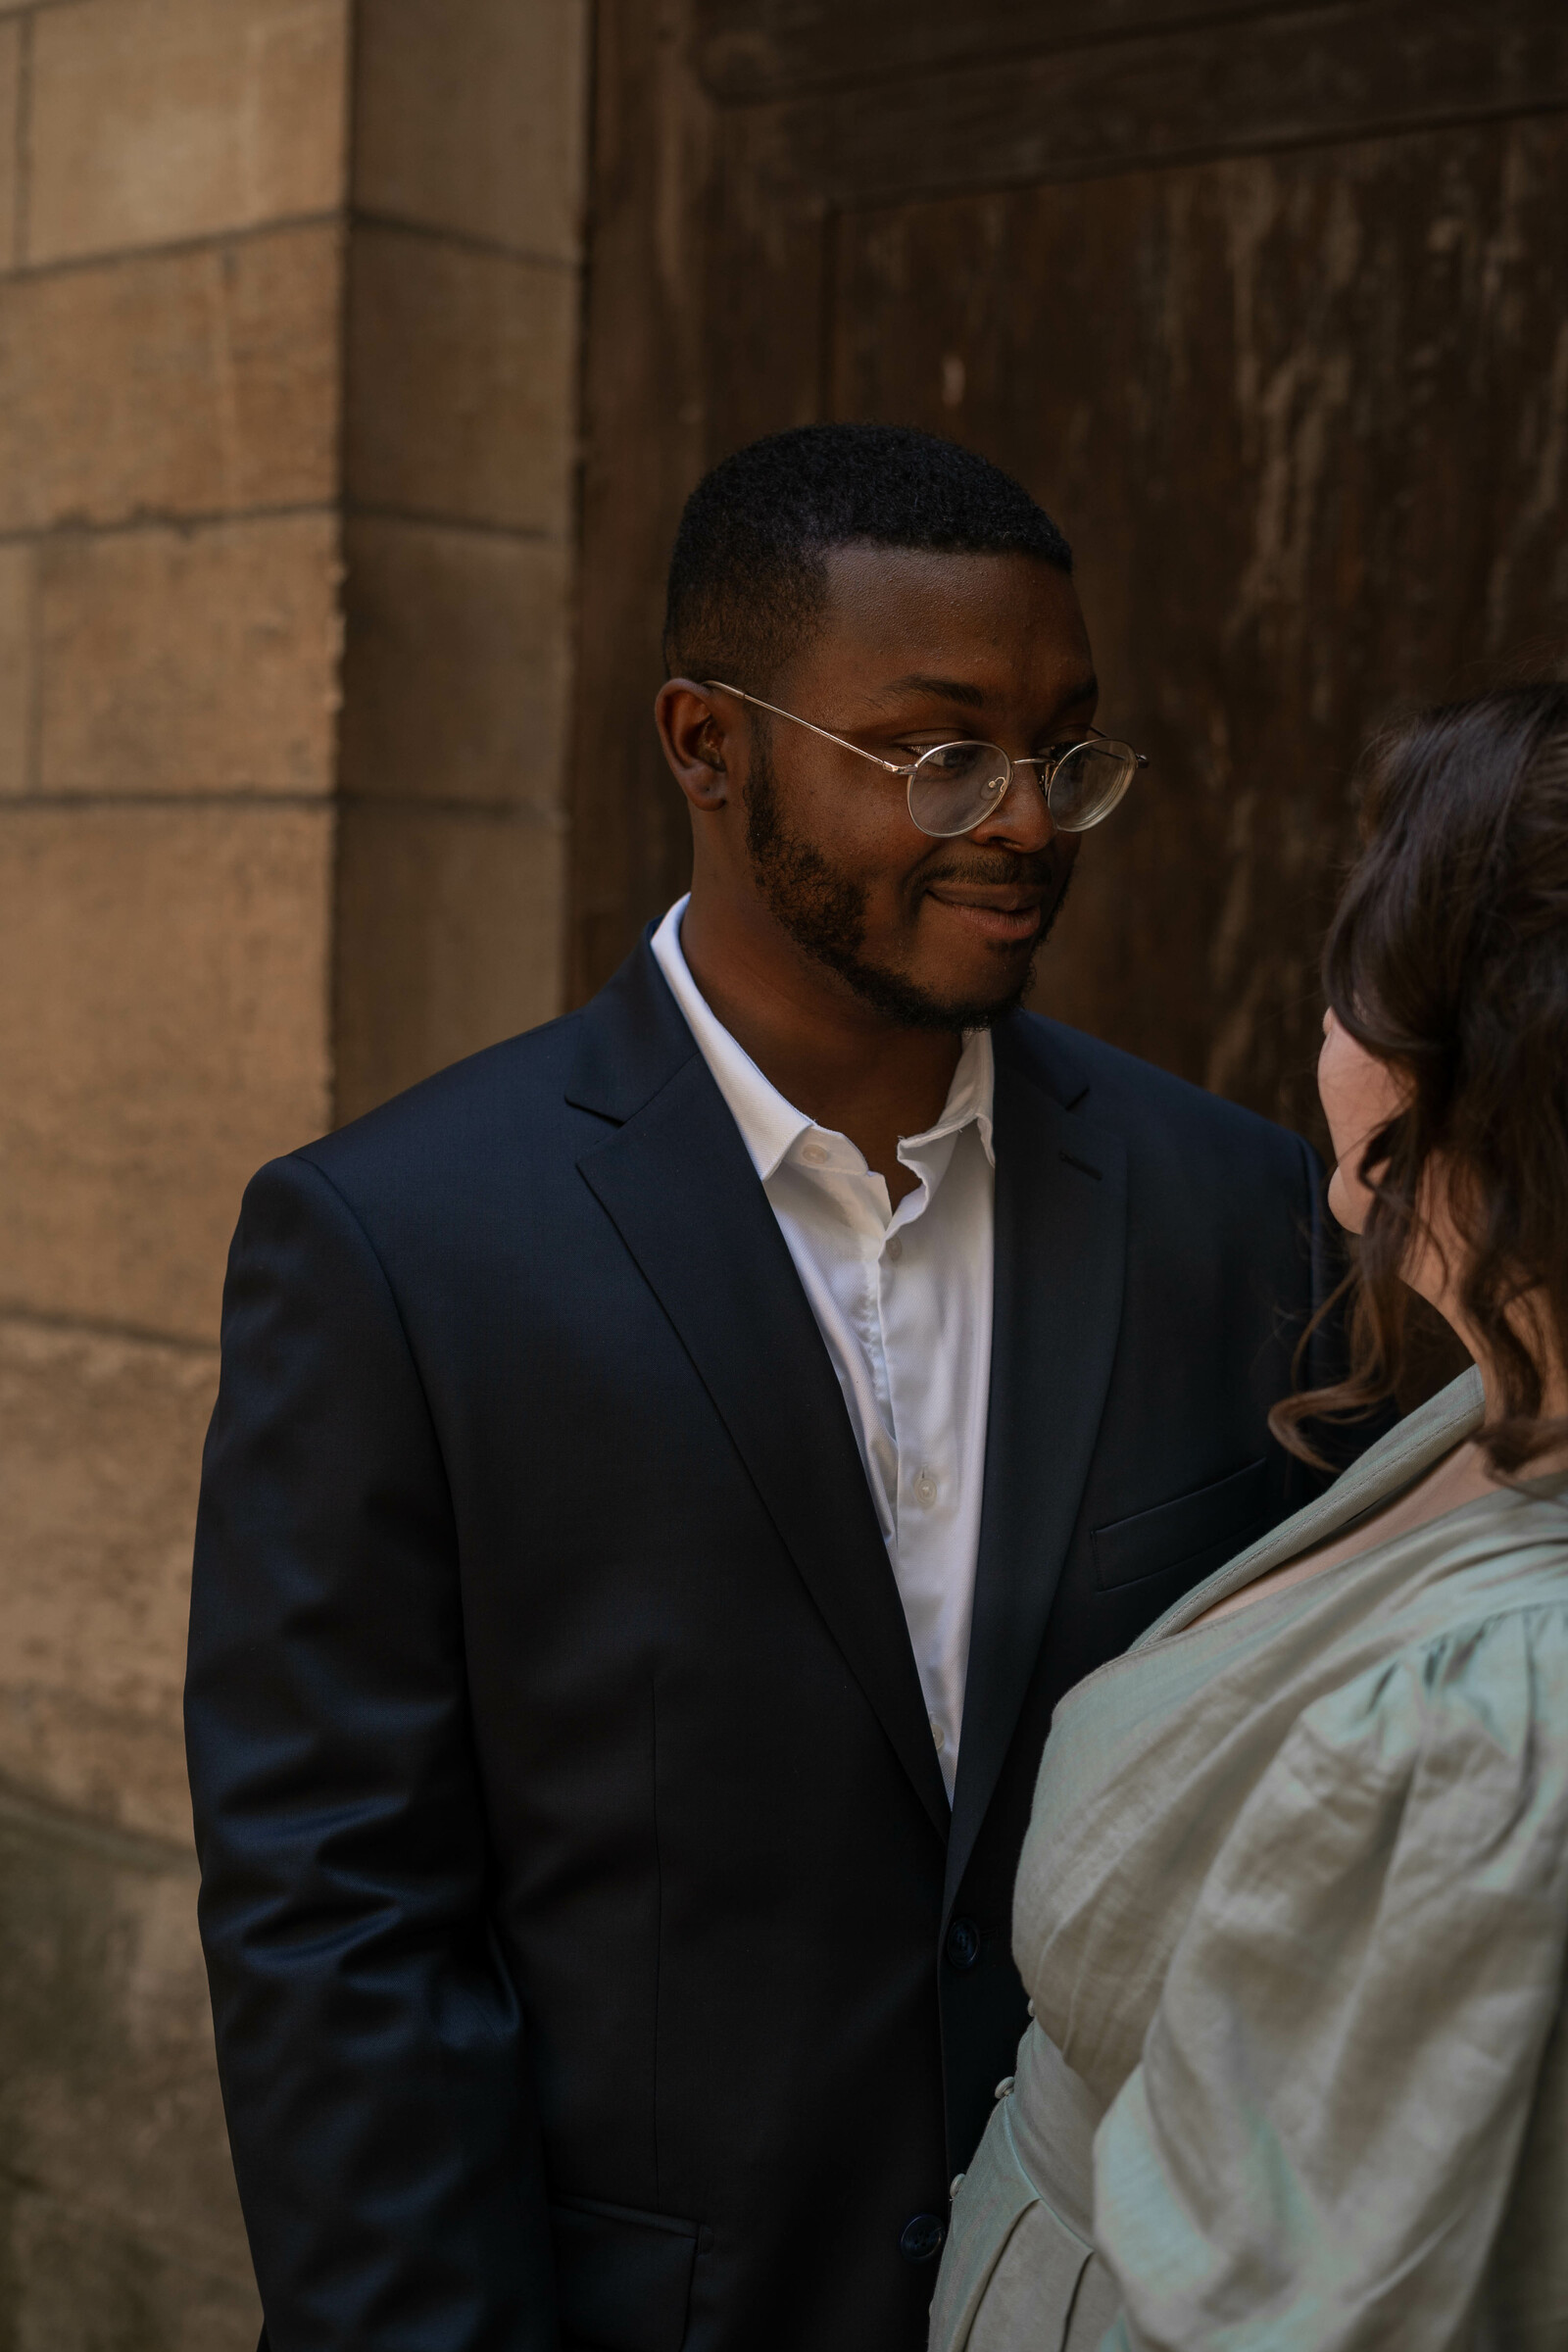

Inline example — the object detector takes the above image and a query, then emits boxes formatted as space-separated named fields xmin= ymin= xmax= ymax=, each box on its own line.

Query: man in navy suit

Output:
xmin=188 ymin=426 xmax=1348 ymax=2351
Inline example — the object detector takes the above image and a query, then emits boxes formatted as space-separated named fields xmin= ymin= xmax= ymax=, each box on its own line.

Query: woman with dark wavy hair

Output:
xmin=932 ymin=684 xmax=1568 ymax=2352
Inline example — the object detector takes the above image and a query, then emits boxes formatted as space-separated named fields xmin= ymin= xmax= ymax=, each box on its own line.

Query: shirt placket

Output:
xmin=885 ymin=1130 xmax=968 ymax=1769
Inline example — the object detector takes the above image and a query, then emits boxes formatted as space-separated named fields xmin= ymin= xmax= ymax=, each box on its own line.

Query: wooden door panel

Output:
xmin=693 ymin=0 xmax=1294 ymax=103
xmin=831 ymin=115 xmax=1568 ymax=1131
xmin=723 ymin=1 xmax=1568 ymax=215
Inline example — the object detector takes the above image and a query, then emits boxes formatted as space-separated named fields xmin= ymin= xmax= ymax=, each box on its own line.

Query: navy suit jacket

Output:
xmin=187 ymin=937 xmax=1348 ymax=2352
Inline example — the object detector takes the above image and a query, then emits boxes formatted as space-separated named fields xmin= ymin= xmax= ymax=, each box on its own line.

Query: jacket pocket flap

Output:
xmin=1092 ymin=1458 xmax=1270 ymax=1592
xmin=551 ymin=2196 xmax=698 ymax=2352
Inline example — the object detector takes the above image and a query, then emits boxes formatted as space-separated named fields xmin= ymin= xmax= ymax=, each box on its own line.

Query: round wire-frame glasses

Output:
xmin=703 ymin=679 xmax=1148 ymax=839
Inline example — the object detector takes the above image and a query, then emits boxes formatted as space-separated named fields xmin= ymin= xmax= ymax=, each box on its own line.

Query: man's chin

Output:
xmin=833 ymin=946 xmax=1039 ymax=1034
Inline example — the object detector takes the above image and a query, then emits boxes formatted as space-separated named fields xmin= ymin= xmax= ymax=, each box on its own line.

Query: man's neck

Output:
xmin=677 ymin=896 xmax=963 ymax=1200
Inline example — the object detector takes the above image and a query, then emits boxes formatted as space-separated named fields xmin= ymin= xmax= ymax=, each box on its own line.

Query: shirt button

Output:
xmin=929 ymin=1717 xmax=945 ymax=1752
xmin=885 ymin=1235 xmax=903 ymax=1262
xmin=799 ymin=1140 xmax=828 ymax=1166
xmin=994 ymin=2077 xmax=1015 ymax=2101
xmin=912 ymin=1469 xmax=938 ymax=1508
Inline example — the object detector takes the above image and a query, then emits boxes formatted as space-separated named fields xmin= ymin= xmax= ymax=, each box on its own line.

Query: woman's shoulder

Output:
xmin=1277 ymin=1576 xmax=1568 ymax=1861
xmin=1381 ymin=1470 xmax=1568 ymax=1657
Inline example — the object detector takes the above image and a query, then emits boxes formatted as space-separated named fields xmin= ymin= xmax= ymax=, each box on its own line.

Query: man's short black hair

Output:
xmin=662 ymin=423 xmax=1073 ymax=688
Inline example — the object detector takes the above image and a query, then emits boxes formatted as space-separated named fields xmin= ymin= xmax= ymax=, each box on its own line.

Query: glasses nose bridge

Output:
xmin=983 ymin=745 xmax=1054 ymax=835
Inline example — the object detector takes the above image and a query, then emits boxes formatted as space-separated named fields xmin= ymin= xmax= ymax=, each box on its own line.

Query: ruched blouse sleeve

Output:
xmin=1091 ymin=1602 xmax=1568 ymax=2352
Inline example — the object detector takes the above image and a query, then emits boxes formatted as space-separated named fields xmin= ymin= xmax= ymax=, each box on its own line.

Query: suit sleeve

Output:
xmin=185 ymin=1152 xmax=558 ymax=2350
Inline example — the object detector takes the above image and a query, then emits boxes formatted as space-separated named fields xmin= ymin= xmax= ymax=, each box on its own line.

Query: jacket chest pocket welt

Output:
xmin=1091 ymin=1459 xmax=1271 ymax=1594
xmin=551 ymin=2196 xmax=699 ymax=2352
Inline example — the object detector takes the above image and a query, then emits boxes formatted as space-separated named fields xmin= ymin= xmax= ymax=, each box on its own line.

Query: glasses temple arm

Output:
xmin=702 ymin=681 xmax=911 ymax=775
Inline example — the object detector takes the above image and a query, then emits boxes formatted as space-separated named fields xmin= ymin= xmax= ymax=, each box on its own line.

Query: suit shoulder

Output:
xmin=1012 ymin=1012 xmax=1313 ymax=1173
xmin=285 ymin=1010 xmax=589 ymax=1196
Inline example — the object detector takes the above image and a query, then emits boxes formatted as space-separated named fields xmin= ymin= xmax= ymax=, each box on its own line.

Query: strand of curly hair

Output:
xmin=1272 ymin=686 xmax=1568 ymax=1476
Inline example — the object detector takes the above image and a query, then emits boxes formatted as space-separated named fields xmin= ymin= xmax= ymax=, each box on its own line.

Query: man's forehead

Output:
xmin=873 ymin=665 xmax=1100 ymax=713
xmin=807 ymin=542 xmax=1095 ymax=706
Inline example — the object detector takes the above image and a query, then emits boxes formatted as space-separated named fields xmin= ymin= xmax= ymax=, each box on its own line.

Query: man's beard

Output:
xmin=743 ymin=732 xmax=1071 ymax=1032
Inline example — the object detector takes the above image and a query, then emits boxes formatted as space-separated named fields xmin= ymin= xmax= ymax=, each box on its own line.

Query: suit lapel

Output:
xmin=568 ymin=946 xmax=951 ymax=1841
xmin=946 ymin=1028 xmax=1128 ymax=1909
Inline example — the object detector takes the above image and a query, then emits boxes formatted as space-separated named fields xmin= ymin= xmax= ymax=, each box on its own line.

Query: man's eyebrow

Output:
xmin=878 ymin=673 xmax=989 ymax=710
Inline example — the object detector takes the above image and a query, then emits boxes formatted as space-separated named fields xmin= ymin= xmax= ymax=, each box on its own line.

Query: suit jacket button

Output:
xmin=900 ymin=2214 xmax=946 ymax=2264
xmin=945 ymin=1917 xmax=981 ymax=1971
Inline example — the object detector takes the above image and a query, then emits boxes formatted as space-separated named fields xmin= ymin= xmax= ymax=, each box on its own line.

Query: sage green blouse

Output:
xmin=931 ymin=1370 xmax=1568 ymax=2352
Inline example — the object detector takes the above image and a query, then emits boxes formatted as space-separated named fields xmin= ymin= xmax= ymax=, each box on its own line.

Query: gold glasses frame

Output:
xmin=702 ymin=679 xmax=1147 ymax=839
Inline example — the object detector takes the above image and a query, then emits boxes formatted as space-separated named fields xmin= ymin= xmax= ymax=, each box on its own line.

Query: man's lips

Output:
xmin=922 ymin=884 xmax=1045 ymax=946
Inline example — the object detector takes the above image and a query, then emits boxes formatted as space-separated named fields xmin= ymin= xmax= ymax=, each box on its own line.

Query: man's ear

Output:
xmin=656 ymin=680 xmax=731 ymax=810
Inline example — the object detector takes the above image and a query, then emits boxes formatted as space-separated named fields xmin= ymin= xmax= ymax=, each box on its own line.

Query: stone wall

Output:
xmin=337 ymin=0 xmax=584 ymax=1118
xmin=0 ymin=1 xmax=587 ymax=2336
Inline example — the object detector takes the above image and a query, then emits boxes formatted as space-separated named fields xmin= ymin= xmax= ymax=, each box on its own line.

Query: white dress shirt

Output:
xmin=652 ymin=898 xmax=995 ymax=1798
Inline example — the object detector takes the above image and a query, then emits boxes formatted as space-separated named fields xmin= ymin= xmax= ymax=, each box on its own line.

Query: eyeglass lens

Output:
xmin=906 ymin=739 xmax=1136 ymax=838
xmin=1045 ymin=742 xmax=1137 ymax=832
xmin=906 ymin=741 xmax=1011 ymax=837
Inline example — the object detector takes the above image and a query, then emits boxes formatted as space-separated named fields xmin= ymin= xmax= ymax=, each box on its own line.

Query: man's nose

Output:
xmin=967 ymin=758 xmax=1055 ymax=852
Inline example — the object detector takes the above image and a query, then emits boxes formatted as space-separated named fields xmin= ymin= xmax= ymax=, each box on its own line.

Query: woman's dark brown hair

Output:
xmin=1272 ymin=683 xmax=1568 ymax=1473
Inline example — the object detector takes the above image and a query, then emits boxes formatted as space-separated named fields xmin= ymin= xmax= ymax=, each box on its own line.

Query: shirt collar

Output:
xmin=908 ymin=1027 xmax=995 ymax=1169
xmin=651 ymin=897 xmax=996 ymax=1182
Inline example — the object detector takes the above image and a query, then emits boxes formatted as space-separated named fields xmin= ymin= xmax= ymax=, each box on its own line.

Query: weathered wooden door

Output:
xmin=570 ymin=0 xmax=1568 ymax=1140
